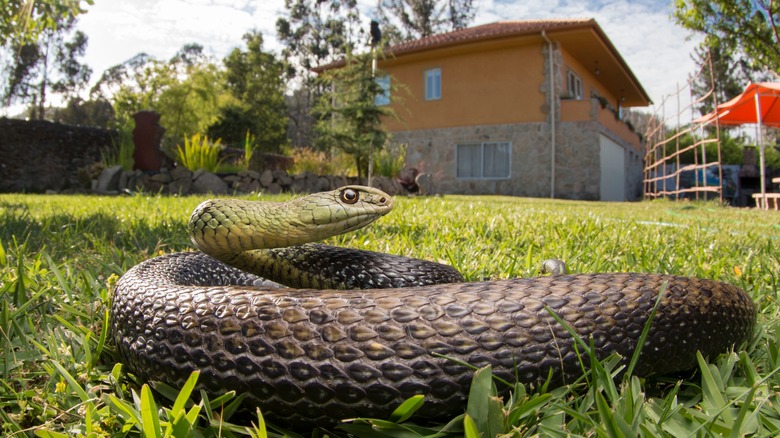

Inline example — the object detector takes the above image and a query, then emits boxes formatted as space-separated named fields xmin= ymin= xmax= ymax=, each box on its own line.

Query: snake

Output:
xmin=112 ymin=186 xmax=756 ymax=429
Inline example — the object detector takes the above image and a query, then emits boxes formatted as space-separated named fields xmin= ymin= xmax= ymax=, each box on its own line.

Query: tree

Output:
xmin=276 ymin=0 xmax=361 ymax=80
xmin=50 ymin=96 xmax=114 ymax=127
xmin=674 ymin=0 xmax=780 ymax=75
xmin=90 ymin=52 xmax=155 ymax=103
xmin=314 ymin=51 xmax=394 ymax=179
xmin=376 ymin=0 xmax=476 ymax=42
xmin=3 ymin=14 xmax=91 ymax=119
xmin=1 ymin=0 xmax=89 ymax=45
xmin=276 ymin=0 xmax=362 ymax=147
xmin=220 ymin=30 xmax=288 ymax=153
xmin=107 ymin=46 xmax=227 ymax=149
xmin=688 ymin=43 xmax=751 ymax=116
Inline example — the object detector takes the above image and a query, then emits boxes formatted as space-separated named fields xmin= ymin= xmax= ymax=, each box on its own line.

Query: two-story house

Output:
xmin=369 ymin=18 xmax=650 ymax=201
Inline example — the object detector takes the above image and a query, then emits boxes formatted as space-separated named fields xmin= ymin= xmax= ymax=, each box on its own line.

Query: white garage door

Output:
xmin=599 ymin=134 xmax=626 ymax=202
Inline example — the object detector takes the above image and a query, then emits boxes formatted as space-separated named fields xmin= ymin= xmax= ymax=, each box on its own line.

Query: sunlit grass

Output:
xmin=1 ymin=192 xmax=779 ymax=436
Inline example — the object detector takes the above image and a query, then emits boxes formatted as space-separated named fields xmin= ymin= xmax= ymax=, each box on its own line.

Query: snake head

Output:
xmin=296 ymin=185 xmax=394 ymax=237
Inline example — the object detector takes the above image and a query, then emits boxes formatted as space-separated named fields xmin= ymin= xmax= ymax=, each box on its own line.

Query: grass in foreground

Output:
xmin=0 ymin=192 xmax=779 ymax=436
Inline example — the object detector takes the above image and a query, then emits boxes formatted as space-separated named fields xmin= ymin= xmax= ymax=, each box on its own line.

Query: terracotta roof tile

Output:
xmin=387 ymin=19 xmax=596 ymax=56
xmin=314 ymin=19 xmax=597 ymax=72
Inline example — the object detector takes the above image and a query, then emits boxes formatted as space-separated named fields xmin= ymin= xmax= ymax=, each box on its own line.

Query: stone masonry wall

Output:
xmin=557 ymin=121 xmax=601 ymax=200
xmin=94 ymin=166 xmax=405 ymax=196
xmin=0 ymin=118 xmax=117 ymax=193
xmin=394 ymin=123 xmax=553 ymax=197
xmin=393 ymin=119 xmax=641 ymax=201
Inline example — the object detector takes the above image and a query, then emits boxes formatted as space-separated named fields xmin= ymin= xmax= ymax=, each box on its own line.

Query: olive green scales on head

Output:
xmin=188 ymin=186 xmax=393 ymax=256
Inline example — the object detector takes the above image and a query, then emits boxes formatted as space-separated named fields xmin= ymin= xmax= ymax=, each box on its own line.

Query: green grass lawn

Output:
xmin=1 ymin=192 xmax=779 ymax=436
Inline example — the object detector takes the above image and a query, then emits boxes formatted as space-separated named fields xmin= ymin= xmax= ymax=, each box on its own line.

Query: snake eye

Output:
xmin=340 ymin=188 xmax=359 ymax=204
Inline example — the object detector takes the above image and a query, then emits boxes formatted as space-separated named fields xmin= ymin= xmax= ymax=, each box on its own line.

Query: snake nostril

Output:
xmin=379 ymin=197 xmax=387 ymax=204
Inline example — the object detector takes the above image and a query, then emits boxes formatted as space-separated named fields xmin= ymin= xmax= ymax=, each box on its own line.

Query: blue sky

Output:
xmin=74 ymin=0 xmax=699 ymax=111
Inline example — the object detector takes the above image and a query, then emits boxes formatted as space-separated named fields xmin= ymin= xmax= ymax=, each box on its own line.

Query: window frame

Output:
xmin=456 ymin=141 xmax=512 ymax=180
xmin=424 ymin=67 xmax=442 ymax=101
xmin=566 ymin=69 xmax=583 ymax=100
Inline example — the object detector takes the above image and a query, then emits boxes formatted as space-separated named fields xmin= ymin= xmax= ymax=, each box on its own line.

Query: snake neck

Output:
xmin=217 ymin=246 xmax=348 ymax=290
xmin=213 ymin=243 xmax=466 ymax=290
xmin=188 ymin=186 xmax=393 ymax=259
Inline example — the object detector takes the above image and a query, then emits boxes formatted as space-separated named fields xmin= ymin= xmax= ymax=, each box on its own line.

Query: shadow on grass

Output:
xmin=0 ymin=205 xmax=192 ymax=271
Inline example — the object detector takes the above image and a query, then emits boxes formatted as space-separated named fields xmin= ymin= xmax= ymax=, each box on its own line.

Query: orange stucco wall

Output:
xmin=381 ymin=40 xmax=547 ymax=131
xmin=560 ymin=50 xmax=619 ymax=105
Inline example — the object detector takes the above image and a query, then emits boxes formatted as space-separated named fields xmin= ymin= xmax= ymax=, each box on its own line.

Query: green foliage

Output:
xmin=665 ymin=128 xmax=745 ymax=165
xmin=688 ymin=43 xmax=752 ymax=116
xmin=175 ymin=132 xmax=224 ymax=172
xmin=1 ymin=0 xmax=90 ymax=45
xmin=1 ymin=194 xmax=779 ymax=436
xmin=206 ymin=103 xmax=258 ymax=147
xmin=373 ymin=143 xmax=406 ymax=177
xmin=674 ymin=0 xmax=780 ymax=75
xmin=275 ymin=0 xmax=360 ymax=80
xmin=100 ymin=126 xmax=134 ymax=171
xmin=240 ymin=130 xmax=256 ymax=172
xmin=3 ymin=13 xmax=91 ymax=120
xmin=377 ymin=0 xmax=476 ymax=42
xmin=109 ymin=46 xmax=228 ymax=151
xmin=288 ymin=147 xmax=356 ymax=175
xmin=276 ymin=0 xmax=362 ymax=150
xmin=50 ymin=96 xmax=115 ymax=127
xmin=222 ymin=31 xmax=289 ymax=154
xmin=314 ymin=51 xmax=395 ymax=179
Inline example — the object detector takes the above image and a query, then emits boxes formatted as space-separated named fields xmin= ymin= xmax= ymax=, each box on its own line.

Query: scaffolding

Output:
xmin=643 ymin=54 xmax=723 ymax=202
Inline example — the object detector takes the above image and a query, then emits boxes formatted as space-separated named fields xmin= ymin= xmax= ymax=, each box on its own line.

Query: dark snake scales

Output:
xmin=111 ymin=187 xmax=756 ymax=428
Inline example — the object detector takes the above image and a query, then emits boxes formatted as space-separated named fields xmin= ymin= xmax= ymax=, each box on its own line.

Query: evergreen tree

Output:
xmin=314 ymin=51 xmax=394 ymax=179
xmin=276 ymin=0 xmax=362 ymax=147
xmin=687 ymin=42 xmax=769 ymax=118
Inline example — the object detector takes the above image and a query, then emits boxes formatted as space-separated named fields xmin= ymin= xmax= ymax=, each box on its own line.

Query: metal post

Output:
xmin=368 ymin=20 xmax=381 ymax=188
xmin=369 ymin=49 xmax=376 ymax=187
xmin=541 ymin=31 xmax=555 ymax=198
xmin=755 ymin=92 xmax=766 ymax=209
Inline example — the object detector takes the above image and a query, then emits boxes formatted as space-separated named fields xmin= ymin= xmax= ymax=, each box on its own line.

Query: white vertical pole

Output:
xmin=369 ymin=50 xmax=376 ymax=188
xmin=755 ymin=92 xmax=766 ymax=209
xmin=541 ymin=31 xmax=555 ymax=198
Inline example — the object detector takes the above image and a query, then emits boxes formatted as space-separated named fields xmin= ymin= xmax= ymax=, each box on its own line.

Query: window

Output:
xmin=375 ymin=75 xmax=391 ymax=106
xmin=566 ymin=69 xmax=583 ymax=99
xmin=457 ymin=142 xmax=511 ymax=179
xmin=424 ymin=68 xmax=441 ymax=100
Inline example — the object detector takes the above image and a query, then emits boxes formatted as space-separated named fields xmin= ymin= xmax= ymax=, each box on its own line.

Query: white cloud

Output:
xmin=472 ymin=0 xmax=703 ymax=104
xmin=75 ymin=0 xmax=701 ymax=106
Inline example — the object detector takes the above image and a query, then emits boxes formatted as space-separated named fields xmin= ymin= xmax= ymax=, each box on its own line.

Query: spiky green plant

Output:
xmin=175 ymin=132 xmax=224 ymax=172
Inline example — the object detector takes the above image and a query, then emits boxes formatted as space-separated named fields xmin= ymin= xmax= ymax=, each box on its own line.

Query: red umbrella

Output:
xmin=697 ymin=82 xmax=780 ymax=127
xmin=696 ymin=82 xmax=780 ymax=207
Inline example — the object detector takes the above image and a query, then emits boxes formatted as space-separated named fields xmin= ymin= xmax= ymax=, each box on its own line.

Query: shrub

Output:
xmin=176 ymin=133 xmax=223 ymax=172
xmin=374 ymin=143 xmax=406 ymax=178
xmin=288 ymin=147 xmax=355 ymax=176
xmin=101 ymin=126 xmax=135 ymax=170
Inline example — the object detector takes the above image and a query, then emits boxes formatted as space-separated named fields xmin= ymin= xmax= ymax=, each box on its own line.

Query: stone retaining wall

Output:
xmin=0 ymin=118 xmax=117 ymax=193
xmin=95 ymin=166 xmax=405 ymax=196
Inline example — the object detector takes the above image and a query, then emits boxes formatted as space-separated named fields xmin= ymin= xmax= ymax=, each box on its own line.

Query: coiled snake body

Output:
xmin=112 ymin=186 xmax=756 ymax=427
